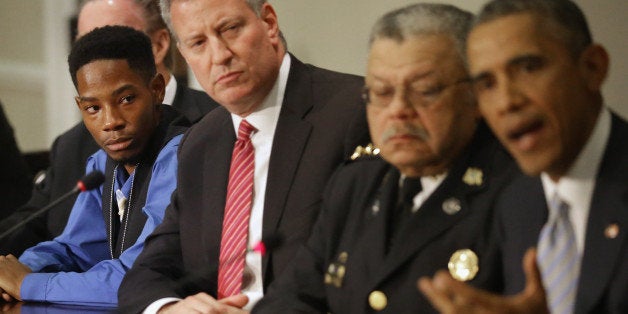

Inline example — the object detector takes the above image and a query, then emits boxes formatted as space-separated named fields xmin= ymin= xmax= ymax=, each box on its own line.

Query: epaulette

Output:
xmin=350 ymin=143 xmax=380 ymax=161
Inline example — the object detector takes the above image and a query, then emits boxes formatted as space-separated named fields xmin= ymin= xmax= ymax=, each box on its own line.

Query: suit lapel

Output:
xmin=575 ymin=115 xmax=628 ymax=313
xmin=362 ymin=168 xmax=399 ymax=273
xmin=374 ymin=165 xmax=483 ymax=284
xmin=261 ymin=57 xmax=313 ymax=274
xmin=201 ymin=109 xmax=236 ymax=287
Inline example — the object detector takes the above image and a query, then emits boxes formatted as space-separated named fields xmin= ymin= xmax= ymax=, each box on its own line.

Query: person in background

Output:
xmin=118 ymin=0 xmax=370 ymax=312
xmin=0 ymin=25 xmax=187 ymax=306
xmin=253 ymin=3 xmax=517 ymax=313
xmin=0 ymin=0 xmax=218 ymax=256
xmin=419 ymin=1 xmax=627 ymax=313
xmin=0 ymin=101 xmax=32 ymax=220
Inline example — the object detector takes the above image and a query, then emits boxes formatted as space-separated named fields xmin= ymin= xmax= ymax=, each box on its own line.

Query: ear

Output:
xmin=259 ymin=3 xmax=280 ymax=46
xmin=74 ymin=96 xmax=82 ymax=111
xmin=578 ymin=44 xmax=609 ymax=92
xmin=150 ymin=73 xmax=166 ymax=105
xmin=150 ymin=29 xmax=171 ymax=67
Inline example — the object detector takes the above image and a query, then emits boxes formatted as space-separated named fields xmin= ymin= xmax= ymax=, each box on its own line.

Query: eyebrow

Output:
xmin=76 ymin=84 xmax=135 ymax=102
xmin=507 ymin=54 xmax=543 ymax=68
xmin=368 ymin=70 xmax=436 ymax=84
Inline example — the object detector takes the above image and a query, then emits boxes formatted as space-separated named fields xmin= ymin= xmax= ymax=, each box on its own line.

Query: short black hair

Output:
xmin=475 ymin=0 xmax=592 ymax=58
xmin=68 ymin=25 xmax=156 ymax=88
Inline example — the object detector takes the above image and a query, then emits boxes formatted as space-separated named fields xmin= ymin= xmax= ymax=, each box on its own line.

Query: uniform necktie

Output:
xmin=388 ymin=176 xmax=422 ymax=252
xmin=536 ymin=193 xmax=580 ymax=314
xmin=217 ymin=120 xmax=256 ymax=299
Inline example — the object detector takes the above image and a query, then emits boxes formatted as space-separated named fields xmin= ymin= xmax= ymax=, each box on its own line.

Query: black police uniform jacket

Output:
xmin=253 ymin=123 xmax=517 ymax=313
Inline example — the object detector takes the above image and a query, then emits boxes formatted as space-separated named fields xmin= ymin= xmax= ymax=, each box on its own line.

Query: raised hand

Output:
xmin=418 ymin=248 xmax=549 ymax=314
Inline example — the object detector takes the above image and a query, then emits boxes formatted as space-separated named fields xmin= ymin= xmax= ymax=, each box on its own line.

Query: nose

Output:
xmin=387 ymin=87 xmax=418 ymax=120
xmin=209 ymin=37 xmax=234 ymax=65
xmin=103 ymin=106 xmax=125 ymax=132
xmin=493 ymin=78 xmax=526 ymax=114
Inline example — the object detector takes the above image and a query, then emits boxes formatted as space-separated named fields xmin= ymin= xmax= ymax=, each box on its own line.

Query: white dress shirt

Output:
xmin=229 ymin=53 xmax=290 ymax=309
xmin=540 ymin=107 xmax=611 ymax=255
xmin=143 ymin=54 xmax=291 ymax=314
xmin=162 ymin=75 xmax=177 ymax=106
xmin=400 ymin=173 xmax=448 ymax=213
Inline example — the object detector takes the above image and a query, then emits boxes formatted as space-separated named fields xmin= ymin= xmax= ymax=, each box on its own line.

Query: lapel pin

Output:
xmin=604 ymin=223 xmax=619 ymax=239
xmin=448 ymin=249 xmax=479 ymax=282
xmin=371 ymin=199 xmax=381 ymax=215
xmin=442 ymin=197 xmax=461 ymax=215
xmin=462 ymin=167 xmax=483 ymax=186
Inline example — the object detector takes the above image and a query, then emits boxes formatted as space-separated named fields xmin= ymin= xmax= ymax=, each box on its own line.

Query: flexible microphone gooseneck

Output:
xmin=0 ymin=171 xmax=105 ymax=240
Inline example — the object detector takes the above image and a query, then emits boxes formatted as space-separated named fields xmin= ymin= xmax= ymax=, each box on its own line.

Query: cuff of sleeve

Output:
xmin=20 ymin=273 xmax=53 ymax=301
xmin=143 ymin=297 xmax=182 ymax=314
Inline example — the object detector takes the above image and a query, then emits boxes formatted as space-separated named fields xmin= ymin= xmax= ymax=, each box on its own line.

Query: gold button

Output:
xmin=448 ymin=249 xmax=479 ymax=281
xmin=368 ymin=290 xmax=387 ymax=311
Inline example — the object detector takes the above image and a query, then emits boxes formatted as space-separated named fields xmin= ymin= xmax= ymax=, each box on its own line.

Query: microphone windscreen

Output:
xmin=77 ymin=171 xmax=105 ymax=192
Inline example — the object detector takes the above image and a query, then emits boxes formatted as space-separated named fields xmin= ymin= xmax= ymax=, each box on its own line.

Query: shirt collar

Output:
xmin=163 ymin=74 xmax=177 ymax=106
xmin=541 ymin=106 xmax=610 ymax=200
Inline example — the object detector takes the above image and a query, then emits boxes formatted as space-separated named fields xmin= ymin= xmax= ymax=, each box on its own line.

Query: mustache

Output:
xmin=381 ymin=124 xmax=429 ymax=143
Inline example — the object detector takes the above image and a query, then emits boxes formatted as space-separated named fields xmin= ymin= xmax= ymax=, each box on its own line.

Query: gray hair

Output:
xmin=159 ymin=0 xmax=286 ymax=48
xmin=475 ymin=0 xmax=592 ymax=58
xmin=369 ymin=3 xmax=473 ymax=61
xmin=79 ymin=0 xmax=174 ymax=68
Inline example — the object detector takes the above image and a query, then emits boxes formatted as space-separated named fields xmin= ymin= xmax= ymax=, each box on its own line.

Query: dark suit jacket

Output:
xmin=0 ymin=85 xmax=217 ymax=256
xmin=118 ymin=55 xmax=370 ymax=313
xmin=496 ymin=113 xmax=628 ymax=314
xmin=0 ymin=102 xmax=32 ymax=220
xmin=253 ymin=124 xmax=517 ymax=313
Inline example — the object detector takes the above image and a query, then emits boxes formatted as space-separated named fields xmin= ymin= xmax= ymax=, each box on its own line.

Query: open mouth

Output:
xmin=506 ymin=119 xmax=544 ymax=152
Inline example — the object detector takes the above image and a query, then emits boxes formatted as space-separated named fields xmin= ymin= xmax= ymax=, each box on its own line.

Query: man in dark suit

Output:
xmin=252 ymin=4 xmax=517 ymax=313
xmin=0 ymin=0 xmax=218 ymax=256
xmin=0 ymin=101 xmax=32 ymax=220
xmin=419 ymin=1 xmax=627 ymax=313
xmin=118 ymin=0 xmax=369 ymax=312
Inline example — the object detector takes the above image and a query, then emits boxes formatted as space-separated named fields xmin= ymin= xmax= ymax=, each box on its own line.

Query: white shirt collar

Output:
xmin=400 ymin=173 xmax=448 ymax=213
xmin=163 ymin=74 xmax=177 ymax=106
xmin=541 ymin=106 xmax=611 ymax=253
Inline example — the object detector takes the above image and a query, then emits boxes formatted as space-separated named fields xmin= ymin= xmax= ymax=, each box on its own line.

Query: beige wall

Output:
xmin=1 ymin=0 xmax=627 ymax=152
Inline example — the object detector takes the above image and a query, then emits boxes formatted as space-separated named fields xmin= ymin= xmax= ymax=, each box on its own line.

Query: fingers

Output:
xmin=219 ymin=294 xmax=249 ymax=308
xmin=522 ymin=248 xmax=543 ymax=294
xmin=418 ymin=274 xmax=456 ymax=314
xmin=161 ymin=293 xmax=248 ymax=314
xmin=513 ymin=248 xmax=549 ymax=314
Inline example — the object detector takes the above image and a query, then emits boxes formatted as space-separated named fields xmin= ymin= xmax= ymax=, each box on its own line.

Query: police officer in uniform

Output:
xmin=253 ymin=3 xmax=517 ymax=313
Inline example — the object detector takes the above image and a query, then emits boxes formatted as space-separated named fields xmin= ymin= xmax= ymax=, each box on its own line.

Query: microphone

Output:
xmin=175 ymin=233 xmax=284 ymax=293
xmin=0 ymin=171 xmax=105 ymax=240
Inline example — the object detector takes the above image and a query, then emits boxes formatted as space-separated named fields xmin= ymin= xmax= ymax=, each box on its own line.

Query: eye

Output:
xmin=417 ymin=85 xmax=444 ymax=98
xmin=85 ymin=105 xmax=100 ymax=114
xmin=120 ymin=95 xmax=136 ymax=104
xmin=515 ymin=56 xmax=545 ymax=74
xmin=191 ymin=39 xmax=206 ymax=48
xmin=365 ymin=85 xmax=393 ymax=107
xmin=472 ymin=75 xmax=496 ymax=94
xmin=220 ymin=23 xmax=242 ymax=39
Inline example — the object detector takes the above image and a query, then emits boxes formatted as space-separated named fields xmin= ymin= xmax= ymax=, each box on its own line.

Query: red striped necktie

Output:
xmin=217 ymin=119 xmax=256 ymax=299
